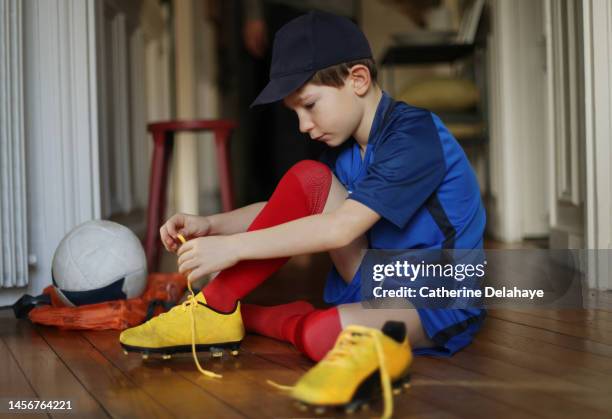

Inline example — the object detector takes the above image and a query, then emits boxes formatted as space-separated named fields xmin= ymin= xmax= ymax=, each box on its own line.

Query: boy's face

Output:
xmin=283 ymin=79 xmax=364 ymax=147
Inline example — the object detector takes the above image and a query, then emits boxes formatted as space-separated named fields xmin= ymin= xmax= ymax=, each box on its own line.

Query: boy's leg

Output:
xmin=252 ymin=300 xmax=434 ymax=361
xmin=239 ymin=173 xmax=367 ymax=339
xmin=322 ymin=174 xmax=369 ymax=284
xmin=241 ymin=300 xmax=315 ymax=340
xmin=244 ymin=176 xmax=435 ymax=360
xmin=244 ymin=303 xmax=343 ymax=360
xmin=338 ymin=302 xmax=435 ymax=349
xmin=203 ymin=159 xmax=339 ymax=312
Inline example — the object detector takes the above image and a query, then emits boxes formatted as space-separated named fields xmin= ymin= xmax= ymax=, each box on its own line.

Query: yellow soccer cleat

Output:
xmin=280 ymin=321 xmax=412 ymax=419
xmin=119 ymin=291 xmax=244 ymax=377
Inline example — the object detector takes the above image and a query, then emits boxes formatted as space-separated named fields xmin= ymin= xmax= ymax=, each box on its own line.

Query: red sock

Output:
xmin=241 ymin=301 xmax=315 ymax=341
xmin=203 ymin=160 xmax=332 ymax=312
xmin=242 ymin=302 xmax=342 ymax=361
xmin=293 ymin=307 xmax=342 ymax=361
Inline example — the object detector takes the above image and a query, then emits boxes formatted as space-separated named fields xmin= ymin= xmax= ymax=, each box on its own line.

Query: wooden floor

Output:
xmin=2 ymin=304 xmax=612 ymax=418
xmin=2 ymin=245 xmax=612 ymax=419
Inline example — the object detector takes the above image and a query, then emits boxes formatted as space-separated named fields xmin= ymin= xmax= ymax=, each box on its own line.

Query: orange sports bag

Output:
xmin=25 ymin=273 xmax=188 ymax=331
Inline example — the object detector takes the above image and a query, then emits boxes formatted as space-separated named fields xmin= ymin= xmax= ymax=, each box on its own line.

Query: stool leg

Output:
xmin=215 ymin=129 xmax=234 ymax=212
xmin=145 ymin=131 xmax=174 ymax=272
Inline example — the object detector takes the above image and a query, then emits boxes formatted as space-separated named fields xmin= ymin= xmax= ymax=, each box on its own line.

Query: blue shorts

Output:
xmin=324 ymin=265 xmax=486 ymax=356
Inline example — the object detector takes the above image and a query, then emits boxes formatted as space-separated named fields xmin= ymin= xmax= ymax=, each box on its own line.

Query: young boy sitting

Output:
xmin=120 ymin=9 xmax=485 ymax=375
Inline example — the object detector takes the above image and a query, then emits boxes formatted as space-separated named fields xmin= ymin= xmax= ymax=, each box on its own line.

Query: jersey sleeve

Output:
xmin=349 ymin=111 xmax=446 ymax=229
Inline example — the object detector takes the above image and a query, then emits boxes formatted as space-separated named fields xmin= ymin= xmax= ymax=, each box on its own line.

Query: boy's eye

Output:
xmin=304 ymin=102 xmax=316 ymax=110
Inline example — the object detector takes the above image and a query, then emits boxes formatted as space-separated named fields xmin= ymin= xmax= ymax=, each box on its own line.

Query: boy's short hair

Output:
xmin=309 ymin=58 xmax=378 ymax=88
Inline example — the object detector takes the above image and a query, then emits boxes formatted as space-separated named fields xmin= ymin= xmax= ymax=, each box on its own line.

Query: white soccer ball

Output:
xmin=51 ymin=220 xmax=147 ymax=306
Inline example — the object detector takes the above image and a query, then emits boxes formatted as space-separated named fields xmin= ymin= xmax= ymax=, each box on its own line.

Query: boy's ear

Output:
xmin=348 ymin=64 xmax=372 ymax=97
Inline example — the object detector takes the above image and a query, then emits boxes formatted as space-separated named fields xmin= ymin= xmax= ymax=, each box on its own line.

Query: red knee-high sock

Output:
xmin=202 ymin=160 xmax=332 ymax=312
xmin=243 ymin=302 xmax=342 ymax=361
xmin=293 ymin=307 xmax=342 ymax=361
xmin=241 ymin=301 xmax=315 ymax=340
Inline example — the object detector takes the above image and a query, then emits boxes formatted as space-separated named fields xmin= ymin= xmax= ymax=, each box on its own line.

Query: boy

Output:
xmin=121 ymin=10 xmax=485 ymax=371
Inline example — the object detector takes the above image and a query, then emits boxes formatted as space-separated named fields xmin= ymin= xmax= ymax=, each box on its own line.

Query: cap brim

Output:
xmin=250 ymin=70 xmax=315 ymax=108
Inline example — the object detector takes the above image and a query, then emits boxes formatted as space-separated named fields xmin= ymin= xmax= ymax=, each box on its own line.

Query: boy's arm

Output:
xmin=234 ymin=199 xmax=380 ymax=260
xmin=207 ymin=202 xmax=266 ymax=235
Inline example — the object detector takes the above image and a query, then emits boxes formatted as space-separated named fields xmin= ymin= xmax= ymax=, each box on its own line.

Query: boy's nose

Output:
xmin=298 ymin=117 xmax=315 ymax=134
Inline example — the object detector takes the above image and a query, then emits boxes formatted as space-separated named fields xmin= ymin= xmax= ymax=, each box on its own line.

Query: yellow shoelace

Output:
xmin=267 ymin=325 xmax=394 ymax=419
xmin=178 ymin=234 xmax=221 ymax=379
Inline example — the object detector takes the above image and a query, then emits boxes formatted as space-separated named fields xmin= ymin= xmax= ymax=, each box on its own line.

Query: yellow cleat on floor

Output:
xmin=122 ymin=235 xmax=244 ymax=378
xmin=119 ymin=292 xmax=244 ymax=377
xmin=286 ymin=321 xmax=412 ymax=419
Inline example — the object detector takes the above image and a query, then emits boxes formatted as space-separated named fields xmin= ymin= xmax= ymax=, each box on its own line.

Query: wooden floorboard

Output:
xmin=0 ymin=336 xmax=48 ymax=419
xmin=81 ymin=330 xmax=244 ymax=419
xmin=488 ymin=310 xmax=612 ymax=345
xmin=495 ymin=308 xmax=612 ymax=332
xmin=35 ymin=326 xmax=174 ymax=419
xmin=481 ymin=317 xmax=612 ymax=358
xmin=459 ymin=342 xmax=612 ymax=415
xmin=478 ymin=327 xmax=612 ymax=373
xmin=2 ymin=307 xmax=612 ymax=418
xmin=0 ymin=318 xmax=108 ymax=419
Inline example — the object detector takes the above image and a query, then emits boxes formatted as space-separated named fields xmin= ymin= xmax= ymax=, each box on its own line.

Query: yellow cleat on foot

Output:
xmin=119 ymin=292 xmax=244 ymax=357
xmin=288 ymin=321 xmax=412 ymax=419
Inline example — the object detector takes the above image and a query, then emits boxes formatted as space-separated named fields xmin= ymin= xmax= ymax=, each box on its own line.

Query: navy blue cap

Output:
xmin=250 ymin=11 xmax=373 ymax=107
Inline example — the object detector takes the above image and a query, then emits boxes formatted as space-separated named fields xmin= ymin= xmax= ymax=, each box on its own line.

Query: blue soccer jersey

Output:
xmin=320 ymin=91 xmax=486 ymax=356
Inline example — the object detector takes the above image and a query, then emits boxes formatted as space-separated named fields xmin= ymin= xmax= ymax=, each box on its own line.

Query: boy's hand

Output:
xmin=160 ymin=213 xmax=212 ymax=253
xmin=176 ymin=236 xmax=240 ymax=282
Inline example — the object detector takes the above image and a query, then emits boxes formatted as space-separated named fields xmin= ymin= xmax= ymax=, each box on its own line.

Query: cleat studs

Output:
xmin=141 ymin=354 xmax=149 ymax=360
xmin=229 ymin=344 xmax=241 ymax=356
xmin=393 ymin=388 xmax=402 ymax=396
xmin=209 ymin=346 xmax=224 ymax=358
xmin=403 ymin=382 xmax=412 ymax=389
xmin=294 ymin=402 xmax=308 ymax=412
xmin=314 ymin=406 xmax=326 ymax=415
xmin=361 ymin=403 xmax=370 ymax=412
xmin=123 ymin=350 xmax=129 ymax=356
xmin=344 ymin=401 xmax=361 ymax=415
xmin=162 ymin=354 xmax=172 ymax=360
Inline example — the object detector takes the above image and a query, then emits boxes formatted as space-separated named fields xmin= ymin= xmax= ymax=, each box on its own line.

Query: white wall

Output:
xmin=97 ymin=0 xmax=172 ymax=234
xmin=171 ymin=0 xmax=223 ymax=217
xmin=582 ymin=0 xmax=612 ymax=290
xmin=195 ymin=0 xmax=222 ymax=215
xmin=486 ymin=0 xmax=549 ymax=242
xmin=516 ymin=1 xmax=548 ymax=238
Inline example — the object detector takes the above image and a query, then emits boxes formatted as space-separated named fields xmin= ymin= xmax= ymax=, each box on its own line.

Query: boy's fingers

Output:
xmin=188 ymin=267 xmax=205 ymax=283
xmin=166 ymin=222 xmax=178 ymax=238
xmin=177 ymin=249 xmax=193 ymax=266
xmin=159 ymin=225 xmax=171 ymax=251
xmin=177 ymin=242 xmax=191 ymax=257
xmin=178 ymin=257 xmax=198 ymax=275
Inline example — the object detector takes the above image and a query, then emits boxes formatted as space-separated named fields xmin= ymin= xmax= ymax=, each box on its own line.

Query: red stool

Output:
xmin=145 ymin=120 xmax=237 ymax=272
